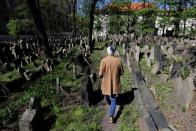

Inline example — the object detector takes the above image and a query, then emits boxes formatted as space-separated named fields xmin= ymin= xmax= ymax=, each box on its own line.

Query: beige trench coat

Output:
xmin=99 ymin=55 xmax=123 ymax=96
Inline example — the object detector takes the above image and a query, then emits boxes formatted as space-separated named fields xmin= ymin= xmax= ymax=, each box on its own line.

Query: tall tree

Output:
xmin=73 ymin=0 xmax=77 ymax=37
xmin=88 ymin=0 xmax=98 ymax=51
xmin=27 ymin=0 xmax=53 ymax=58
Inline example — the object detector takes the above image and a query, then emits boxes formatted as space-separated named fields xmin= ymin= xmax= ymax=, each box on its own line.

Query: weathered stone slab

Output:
xmin=167 ymin=47 xmax=174 ymax=59
xmin=173 ymin=76 xmax=195 ymax=108
xmin=19 ymin=109 xmax=37 ymax=131
xmin=29 ymin=97 xmax=41 ymax=110
xmin=147 ymin=57 xmax=152 ymax=67
xmin=80 ymin=77 xmax=93 ymax=106
xmin=169 ymin=63 xmax=182 ymax=79
xmin=149 ymin=47 xmax=155 ymax=61
xmin=151 ymin=63 xmax=160 ymax=75
xmin=0 ymin=83 xmax=9 ymax=98
xmin=159 ymin=74 xmax=168 ymax=83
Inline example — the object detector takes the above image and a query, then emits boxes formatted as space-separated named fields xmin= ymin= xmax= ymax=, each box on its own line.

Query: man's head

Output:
xmin=107 ymin=46 xmax=115 ymax=55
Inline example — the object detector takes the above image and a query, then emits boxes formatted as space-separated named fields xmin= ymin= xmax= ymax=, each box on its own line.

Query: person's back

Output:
xmin=99 ymin=55 xmax=122 ymax=96
xmin=99 ymin=46 xmax=123 ymax=123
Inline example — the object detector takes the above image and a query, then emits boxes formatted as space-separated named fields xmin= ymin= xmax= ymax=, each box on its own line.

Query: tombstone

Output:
xmin=173 ymin=76 xmax=195 ymax=108
xmin=147 ymin=57 xmax=152 ymax=67
xmin=19 ymin=109 xmax=37 ymax=131
xmin=0 ymin=84 xmax=10 ymax=100
xmin=85 ymin=44 xmax=90 ymax=55
xmin=72 ymin=65 xmax=77 ymax=79
xmin=89 ymin=73 xmax=97 ymax=85
xmin=154 ymin=45 xmax=161 ymax=62
xmin=151 ymin=63 xmax=160 ymax=75
xmin=80 ymin=77 xmax=94 ymax=106
xmin=23 ymin=70 xmax=31 ymax=81
xmin=159 ymin=74 xmax=168 ymax=83
xmin=56 ymin=77 xmax=60 ymax=93
xmin=19 ymin=97 xmax=42 ymax=131
xmin=72 ymin=54 xmax=90 ymax=70
xmin=85 ymin=66 xmax=91 ymax=76
xmin=29 ymin=97 xmax=41 ymax=110
xmin=167 ymin=47 xmax=174 ymax=59
xmin=18 ymin=66 xmax=31 ymax=80
xmin=161 ymin=45 xmax=167 ymax=55
xmin=122 ymin=43 xmax=126 ymax=55
xmin=169 ymin=63 xmax=182 ymax=79
xmin=150 ymin=86 xmax=156 ymax=96
xmin=135 ymin=45 xmax=140 ymax=64
xmin=149 ymin=47 xmax=155 ymax=61
xmin=143 ymin=45 xmax=150 ymax=62
xmin=42 ymin=59 xmax=52 ymax=72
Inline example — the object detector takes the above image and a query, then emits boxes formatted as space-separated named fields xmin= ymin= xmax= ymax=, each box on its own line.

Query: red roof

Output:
xmin=106 ymin=2 xmax=155 ymax=12
xmin=128 ymin=3 xmax=154 ymax=11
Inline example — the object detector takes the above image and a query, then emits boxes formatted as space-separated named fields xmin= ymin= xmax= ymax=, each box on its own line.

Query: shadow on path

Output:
xmin=113 ymin=88 xmax=137 ymax=123
xmin=91 ymin=89 xmax=104 ymax=105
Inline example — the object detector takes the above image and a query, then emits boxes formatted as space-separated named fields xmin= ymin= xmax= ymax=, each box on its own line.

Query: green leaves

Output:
xmin=108 ymin=15 xmax=128 ymax=34
xmin=7 ymin=20 xmax=17 ymax=36
xmin=181 ymin=7 xmax=196 ymax=18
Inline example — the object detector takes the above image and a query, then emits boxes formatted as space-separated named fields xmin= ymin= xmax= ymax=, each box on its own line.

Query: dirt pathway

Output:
xmin=101 ymin=115 xmax=117 ymax=131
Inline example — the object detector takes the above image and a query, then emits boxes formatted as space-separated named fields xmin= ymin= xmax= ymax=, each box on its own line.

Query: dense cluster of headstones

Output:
xmin=1 ymin=34 xmax=195 ymax=129
xmin=0 ymin=35 xmax=101 ymax=130
xmin=120 ymin=35 xmax=196 ymax=109
xmin=0 ymin=37 xmax=88 ymax=100
xmin=18 ymin=35 xmax=105 ymax=130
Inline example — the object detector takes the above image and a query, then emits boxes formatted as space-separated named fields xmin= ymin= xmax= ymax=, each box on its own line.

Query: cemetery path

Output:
xmin=98 ymin=50 xmax=136 ymax=131
xmin=98 ymin=101 xmax=117 ymax=131
xmin=96 ymin=49 xmax=118 ymax=131
xmin=101 ymin=115 xmax=117 ymax=131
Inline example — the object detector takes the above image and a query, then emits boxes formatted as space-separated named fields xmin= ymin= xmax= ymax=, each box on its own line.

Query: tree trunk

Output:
xmin=127 ymin=15 xmax=130 ymax=34
xmin=27 ymin=0 xmax=53 ymax=58
xmin=183 ymin=19 xmax=186 ymax=36
xmin=73 ymin=0 xmax=77 ymax=38
xmin=174 ymin=0 xmax=183 ymax=37
xmin=88 ymin=0 xmax=97 ymax=51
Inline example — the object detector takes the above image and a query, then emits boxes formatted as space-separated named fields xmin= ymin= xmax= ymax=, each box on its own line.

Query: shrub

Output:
xmin=7 ymin=20 xmax=17 ymax=36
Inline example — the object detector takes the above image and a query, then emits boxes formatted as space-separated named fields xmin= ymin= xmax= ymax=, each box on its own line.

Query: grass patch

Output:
xmin=51 ymin=105 xmax=104 ymax=131
xmin=24 ymin=59 xmax=43 ymax=70
xmin=121 ymin=64 xmax=134 ymax=93
xmin=0 ymin=70 xmax=21 ymax=82
xmin=139 ymin=58 xmax=173 ymax=110
xmin=180 ymin=67 xmax=190 ymax=80
xmin=139 ymin=58 xmax=151 ymax=73
xmin=117 ymin=45 xmax=140 ymax=130
xmin=117 ymin=103 xmax=140 ymax=131
xmin=154 ymin=82 xmax=173 ymax=110
xmin=0 ymin=49 xmax=83 ymax=128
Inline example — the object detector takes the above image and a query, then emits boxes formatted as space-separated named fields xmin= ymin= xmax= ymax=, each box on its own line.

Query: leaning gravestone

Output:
xmin=29 ymin=97 xmax=41 ymax=110
xmin=80 ymin=76 xmax=94 ymax=106
xmin=154 ymin=45 xmax=164 ymax=68
xmin=167 ymin=46 xmax=174 ymax=59
xmin=151 ymin=63 xmax=160 ymax=75
xmin=19 ymin=109 xmax=37 ymax=131
xmin=170 ymin=63 xmax=182 ymax=79
xmin=0 ymin=83 xmax=10 ymax=101
xmin=135 ymin=45 xmax=140 ymax=64
xmin=149 ymin=47 xmax=155 ymax=61
xmin=147 ymin=57 xmax=152 ymax=67
xmin=19 ymin=97 xmax=42 ymax=131
xmin=173 ymin=75 xmax=195 ymax=109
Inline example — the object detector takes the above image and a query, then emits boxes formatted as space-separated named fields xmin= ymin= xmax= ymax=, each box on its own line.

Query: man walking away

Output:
xmin=99 ymin=46 xmax=123 ymax=123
